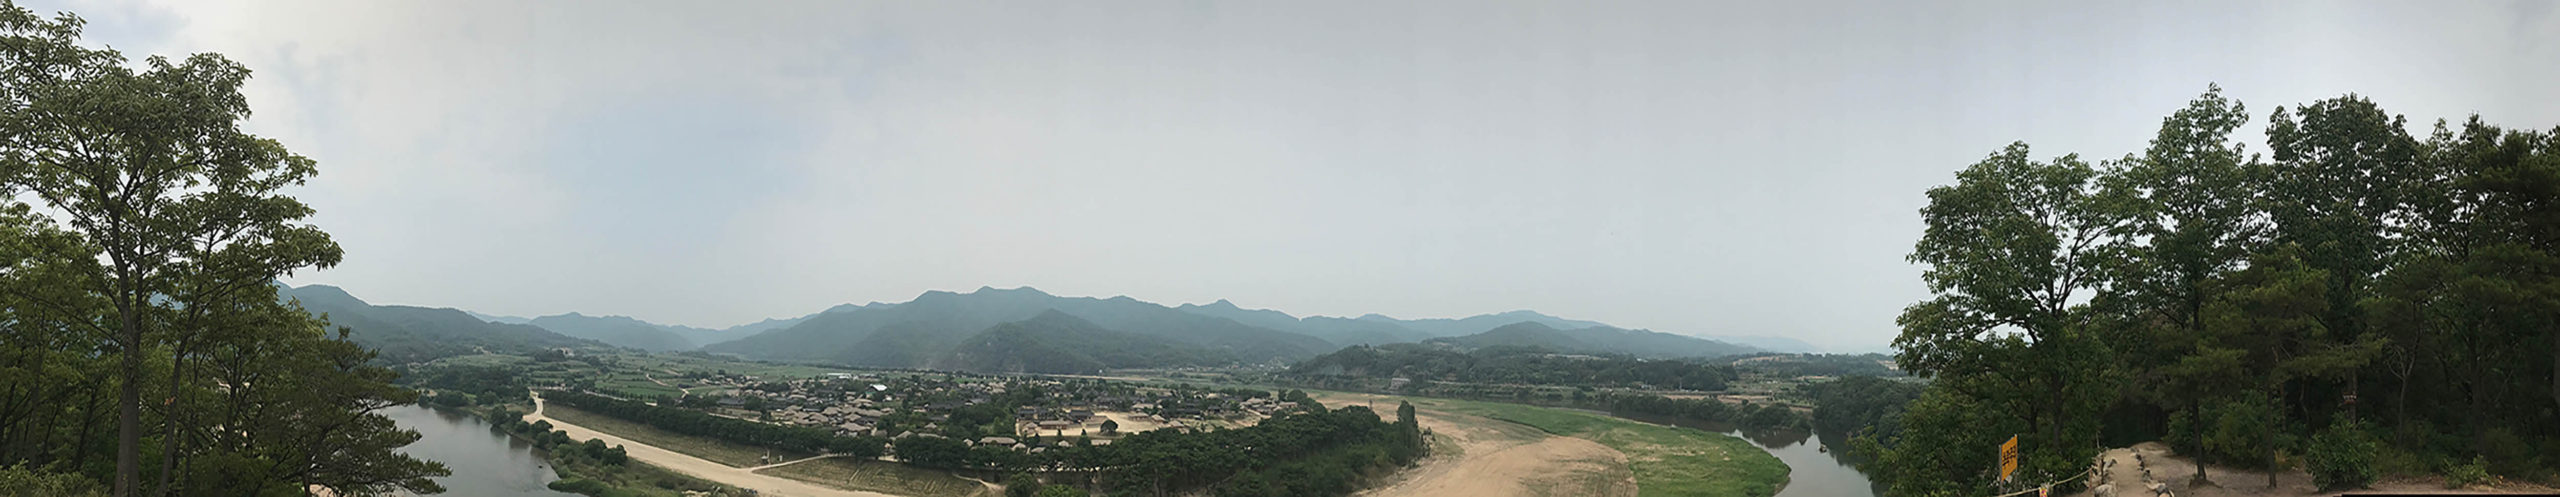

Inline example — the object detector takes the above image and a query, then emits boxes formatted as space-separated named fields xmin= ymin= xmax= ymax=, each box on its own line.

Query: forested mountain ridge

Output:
xmin=280 ymin=284 xmax=603 ymax=363
xmin=1423 ymin=321 xmax=1761 ymax=359
xmin=703 ymin=286 xmax=1334 ymax=366
xmin=944 ymin=310 xmax=1239 ymax=373
xmin=1175 ymin=299 xmax=1434 ymax=346
xmin=528 ymin=313 xmax=700 ymax=352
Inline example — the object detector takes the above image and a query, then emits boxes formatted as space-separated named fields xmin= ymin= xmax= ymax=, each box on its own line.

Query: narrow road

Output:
xmin=526 ymin=391 xmax=898 ymax=497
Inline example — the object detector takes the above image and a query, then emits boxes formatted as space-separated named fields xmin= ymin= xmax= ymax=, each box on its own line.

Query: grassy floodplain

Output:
xmin=1393 ymin=395 xmax=1791 ymax=497
xmin=754 ymin=458 xmax=994 ymax=497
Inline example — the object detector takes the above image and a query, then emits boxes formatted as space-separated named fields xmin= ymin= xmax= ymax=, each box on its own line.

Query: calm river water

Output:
xmin=1619 ymin=414 xmax=1885 ymax=497
xmin=383 ymin=405 xmax=579 ymax=497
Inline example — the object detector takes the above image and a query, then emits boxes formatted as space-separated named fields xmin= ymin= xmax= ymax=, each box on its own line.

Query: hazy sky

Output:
xmin=26 ymin=0 xmax=2558 ymax=351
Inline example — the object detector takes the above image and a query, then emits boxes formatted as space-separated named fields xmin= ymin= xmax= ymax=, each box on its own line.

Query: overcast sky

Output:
xmin=24 ymin=0 xmax=2557 ymax=351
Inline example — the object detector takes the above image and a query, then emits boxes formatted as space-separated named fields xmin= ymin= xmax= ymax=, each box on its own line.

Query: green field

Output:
xmin=1398 ymin=396 xmax=1792 ymax=497
xmin=542 ymin=403 xmax=812 ymax=467
xmin=755 ymin=457 xmax=994 ymax=497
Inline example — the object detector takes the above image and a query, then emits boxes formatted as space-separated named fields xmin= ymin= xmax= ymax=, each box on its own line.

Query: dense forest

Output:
xmin=1861 ymin=86 xmax=2560 ymax=495
xmin=0 ymin=7 xmax=447 ymax=497
xmin=1291 ymin=342 xmax=1734 ymax=390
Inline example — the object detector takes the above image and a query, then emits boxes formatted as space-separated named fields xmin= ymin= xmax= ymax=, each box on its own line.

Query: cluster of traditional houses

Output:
xmin=700 ymin=374 xmax=1294 ymax=446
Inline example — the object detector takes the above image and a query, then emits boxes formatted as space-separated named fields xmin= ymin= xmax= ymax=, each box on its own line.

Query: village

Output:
xmin=662 ymin=370 xmax=1305 ymax=454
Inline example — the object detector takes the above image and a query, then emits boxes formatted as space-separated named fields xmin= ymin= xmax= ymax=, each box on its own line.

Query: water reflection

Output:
xmin=384 ymin=405 xmax=579 ymax=497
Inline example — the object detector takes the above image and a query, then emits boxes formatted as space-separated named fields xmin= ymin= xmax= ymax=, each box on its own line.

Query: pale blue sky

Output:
xmin=26 ymin=0 xmax=2558 ymax=351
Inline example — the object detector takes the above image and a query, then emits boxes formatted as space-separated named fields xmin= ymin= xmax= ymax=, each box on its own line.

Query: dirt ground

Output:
xmin=2070 ymin=442 xmax=2556 ymax=497
xmin=1312 ymin=391 xmax=1638 ymax=497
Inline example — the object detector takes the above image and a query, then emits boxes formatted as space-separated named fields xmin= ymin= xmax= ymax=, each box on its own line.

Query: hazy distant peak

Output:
xmin=1355 ymin=313 xmax=1399 ymax=322
xmin=283 ymin=284 xmax=368 ymax=309
xmin=971 ymin=286 xmax=1050 ymax=296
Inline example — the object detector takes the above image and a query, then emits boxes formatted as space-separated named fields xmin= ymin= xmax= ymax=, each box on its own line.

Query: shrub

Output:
xmin=547 ymin=478 xmax=610 ymax=495
xmin=0 ymin=465 xmax=105 ymax=497
xmin=2444 ymin=456 xmax=2493 ymax=489
xmin=2306 ymin=415 xmax=2379 ymax=490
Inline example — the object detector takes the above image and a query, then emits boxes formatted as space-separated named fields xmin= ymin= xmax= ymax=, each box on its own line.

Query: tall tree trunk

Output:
xmin=2192 ymin=404 xmax=2210 ymax=484
xmin=115 ymin=307 xmax=142 ymax=497
xmin=155 ymin=336 xmax=191 ymax=497
xmin=72 ymin=383 xmax=104 ymax=470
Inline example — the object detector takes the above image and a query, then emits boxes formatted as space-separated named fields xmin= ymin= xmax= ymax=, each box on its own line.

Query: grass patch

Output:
xmin=755 ymin=457 xmax=993 ymax=497
xmin=543 ymin=404 xmax=810 ymax=467
xmin=1411 ymin=396 xmax=1791 ymax=497
xmin=545 ymin=459 xmax=732 ymax=497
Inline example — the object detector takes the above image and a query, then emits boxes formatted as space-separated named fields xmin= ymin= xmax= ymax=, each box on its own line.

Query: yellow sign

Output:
xmin=1998 ymin=435 xmax=2020 ymax=482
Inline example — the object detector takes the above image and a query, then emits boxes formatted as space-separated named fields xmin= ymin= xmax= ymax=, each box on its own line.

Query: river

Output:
xmin=1617 ymin=414 xmax=1885 ymax=497
xmin=383 ymin=404 xmax=579 ymax=497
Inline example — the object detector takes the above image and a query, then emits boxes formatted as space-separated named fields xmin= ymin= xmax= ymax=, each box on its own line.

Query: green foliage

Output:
xmin=2444 ymin=455 xmax=2493 ymax=488
xmin=891 ymin=436 xmax=971 ymax=469
xmin=1804 ymin=376 xmax=1923 ymax=441
xmin=1033 ymin=484 xmax=1089 ymax=497
xmin=2307 ymin=414 xmax=2380 ymax=490
xmin=0 ymin=465 xmax=104 ymax=497
xmin=1871 ymin=86 xmax=2560 ymax=495
xmin=1004 ymin=474 xmax=1043 ymax=497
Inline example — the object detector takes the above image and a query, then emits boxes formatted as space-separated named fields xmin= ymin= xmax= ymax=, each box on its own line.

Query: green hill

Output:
xmin=1175 ymin=299 xmax=1431 ymax=346
xmin=280 ymin=284 xmax=602 ymax=363
xmin=945 ymin=311 xmax=1237 ymax=373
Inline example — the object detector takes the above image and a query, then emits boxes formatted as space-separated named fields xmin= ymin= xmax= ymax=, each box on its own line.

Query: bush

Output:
xmin=2444 ymin=455 xmax=2493 ymax=488
xmin=547 ymin=478 xmax=610 ymax=494
xmin=0 ymin=465 xmax=105 ymax=497
xmin=2306 ymin=415 xmax=2379 ymax=490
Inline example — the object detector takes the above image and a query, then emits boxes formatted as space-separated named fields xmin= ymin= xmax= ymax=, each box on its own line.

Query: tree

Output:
xmin=1887 ymin=142 xmax=2129 ymax=493
xmin=0 ymin=6 xmax=436 ymax=495
xmin=2093 ymin=86 xmax=2264 ymax=485
xmin=1099 ymin=419 xmax=1118 ymax=434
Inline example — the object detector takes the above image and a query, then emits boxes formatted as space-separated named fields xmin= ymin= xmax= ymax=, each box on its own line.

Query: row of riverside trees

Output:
xmin=0 ymin=6 xmax=449 ymax=497
xmin=539 ymin=391 xmax=889 ymax=457
xmin=1864 ymin=85 xmax=2560 ymax=496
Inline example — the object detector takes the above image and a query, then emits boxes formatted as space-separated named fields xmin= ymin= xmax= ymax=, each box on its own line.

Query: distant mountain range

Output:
xmin=1421 ymin=321 xmax=1757 ymax=359
xmin=285 ymin=283 xmax=1815 ymax=369
xmin=279 ymin=285 xmax=601 ymax=364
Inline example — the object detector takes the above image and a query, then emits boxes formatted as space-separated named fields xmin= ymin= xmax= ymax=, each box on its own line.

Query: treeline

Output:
xmin=1292 ymin=343 xmax=1732 ymax=390
xmin=1605 ymin=393 xmax=1811 ymax=432
xmin=1801 ymin=376 xmax=1923 ymax=459
xmin=482 ymin=406 xmax=739 ymax=497
xmin=407 ymin=365 xmax=534 ymax=408
xmin=0 ymin=6 xmax=448 ymax=495
xmin=1867 ymin=86 xmax=2560 ymax=495
xmin=1727 ymin=353 xmax=1906 ymax=378
xmin=1063 ymin=401 xmax=1427 ymax=497
xmin=723 ymin=395 xmax=1426 ymax=497
xmin=543 ymin=391 xmax=887 ymax=457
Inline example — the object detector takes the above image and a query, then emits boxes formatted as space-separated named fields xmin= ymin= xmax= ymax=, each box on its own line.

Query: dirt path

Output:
xmin=1313 ymin=392 xmax=1637 ymax=497
xmin=527 ymin=392 xmax=899 ymax=497
xmin=2069 ymin=442 xmax=2558 ymax=497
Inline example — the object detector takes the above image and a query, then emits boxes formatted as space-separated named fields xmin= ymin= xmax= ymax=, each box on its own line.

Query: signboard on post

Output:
xmin=1998 ymin=435 xmax=2020 ymax=482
